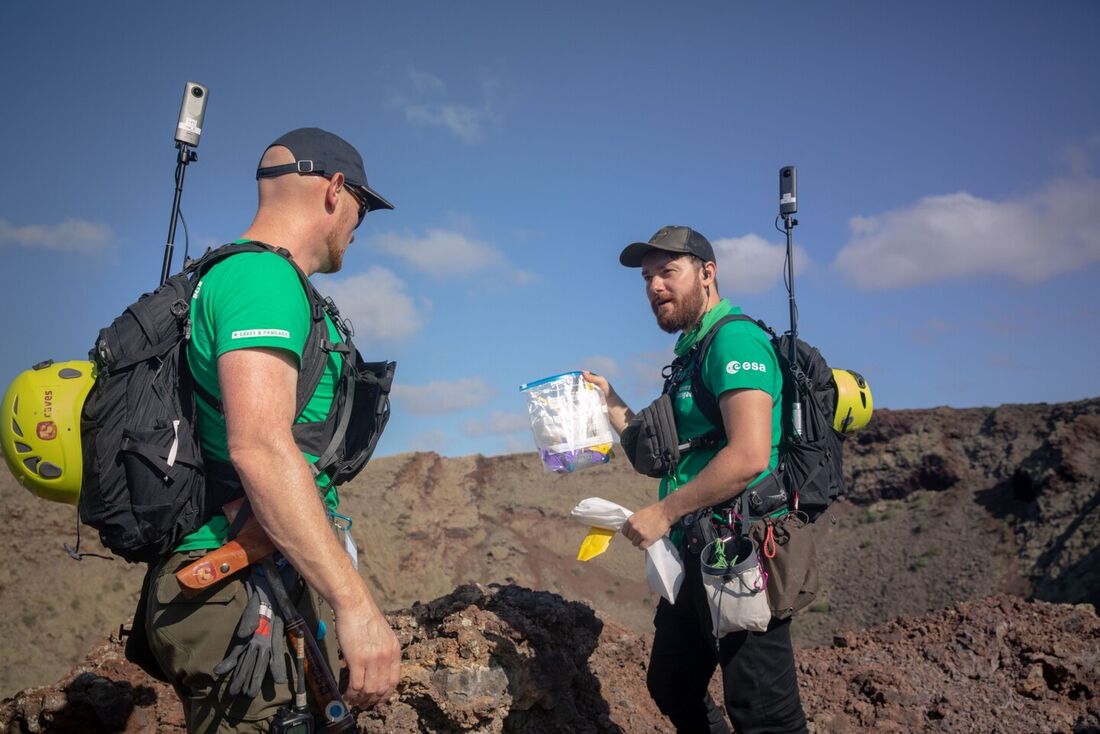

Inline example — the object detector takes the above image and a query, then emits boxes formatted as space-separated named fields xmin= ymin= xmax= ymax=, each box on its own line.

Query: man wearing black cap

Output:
xmin=584 ymin=226 xmax=807 ymax=734
xmin=146 ymin=128 xmax=400 ymax=732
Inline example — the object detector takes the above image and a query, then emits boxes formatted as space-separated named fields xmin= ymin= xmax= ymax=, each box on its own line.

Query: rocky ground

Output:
xmin=799 ymin=595 xmax=1099 ymax=734
xmin=2 ymin=589 xmax=1096 ymax=733
xmin=0 ymin=397 xmax=1097 ymax=731
xmin=795 ymin=396 xmax=1099 ymax=645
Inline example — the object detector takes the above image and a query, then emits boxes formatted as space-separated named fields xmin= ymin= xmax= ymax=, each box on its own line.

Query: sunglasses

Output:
xmin=344 ymin=185 xmax=369 ymax=228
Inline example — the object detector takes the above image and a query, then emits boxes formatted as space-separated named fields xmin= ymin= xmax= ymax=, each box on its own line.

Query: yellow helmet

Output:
xmin=832 ymin=368 xmax=873 ymax=434
xmin=0 ymin=359 xmax=95 ymax=504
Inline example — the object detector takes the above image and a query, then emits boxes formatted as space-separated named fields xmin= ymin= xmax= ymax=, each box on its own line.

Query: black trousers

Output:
xmin=647 ymin=551 xmax=808 ymax=734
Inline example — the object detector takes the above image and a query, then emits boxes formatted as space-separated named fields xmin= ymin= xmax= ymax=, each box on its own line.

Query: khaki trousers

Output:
xmin=146 ymin=551 xmax=342 ymax=734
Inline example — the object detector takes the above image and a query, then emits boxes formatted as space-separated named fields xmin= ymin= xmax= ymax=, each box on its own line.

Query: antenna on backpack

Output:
xmin=160 ymin=81 xmax=209 ymax=285
xmin=779 ymin=166 xmax=802 ymax=438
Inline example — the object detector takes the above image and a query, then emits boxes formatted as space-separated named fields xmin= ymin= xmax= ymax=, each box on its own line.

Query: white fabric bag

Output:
xmin=570 ymin=497 xmax=685 ymax=603
xmin=700 ymin=535 xmax=771 ymax=636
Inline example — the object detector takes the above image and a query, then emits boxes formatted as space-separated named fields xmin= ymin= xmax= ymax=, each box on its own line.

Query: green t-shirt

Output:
xmin=177 ymin=243 xmax=343 ymax=551
xmin=659 ymin=300 xmax=783 ymax=506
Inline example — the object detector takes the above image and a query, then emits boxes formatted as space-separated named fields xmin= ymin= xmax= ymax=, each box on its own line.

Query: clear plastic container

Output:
xmin=519 ymin=371 xmax=614 ymax=473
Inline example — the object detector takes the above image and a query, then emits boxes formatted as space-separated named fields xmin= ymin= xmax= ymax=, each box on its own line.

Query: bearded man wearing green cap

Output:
xmin=584 ymin=226 xmax=808 ymax=734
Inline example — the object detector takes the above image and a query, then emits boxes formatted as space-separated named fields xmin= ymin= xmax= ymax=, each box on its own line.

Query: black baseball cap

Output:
xmin=256 ymin=127 xmax=395 ymax=212
xmin=619 ymin=226 xmax=716 ymax=267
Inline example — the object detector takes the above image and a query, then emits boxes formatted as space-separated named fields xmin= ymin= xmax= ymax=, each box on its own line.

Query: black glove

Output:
xmin=214 ymin=566 xmax=287 ymax=697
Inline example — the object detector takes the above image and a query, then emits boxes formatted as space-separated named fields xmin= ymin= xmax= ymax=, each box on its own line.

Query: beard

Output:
xmin=652 ymin=283 xmax=707 ymax=334
xmin=322 ymin=229 xmax=348 ymax=274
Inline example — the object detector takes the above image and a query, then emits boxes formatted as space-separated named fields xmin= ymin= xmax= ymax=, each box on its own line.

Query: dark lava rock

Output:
xmin=798 ymin=594 xmax=1100 ymax=733
xmin=4 ymin=590 xmax=1098 ymax=734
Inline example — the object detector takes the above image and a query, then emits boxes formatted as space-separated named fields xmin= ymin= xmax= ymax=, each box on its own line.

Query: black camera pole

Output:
xmin=160 ymin=81 xmax=208 ymax=285
xmin=779 ymin=166 xmax=802 ymax=438
xmin=782 ymin=212 xmax=802 ymax=437
xmin=160 ymin=143 xmax=198 ymax=285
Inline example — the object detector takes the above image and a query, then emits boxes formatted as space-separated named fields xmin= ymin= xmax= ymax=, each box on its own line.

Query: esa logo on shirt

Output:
xmin=727 ymin=359 xmax=767 ymax=375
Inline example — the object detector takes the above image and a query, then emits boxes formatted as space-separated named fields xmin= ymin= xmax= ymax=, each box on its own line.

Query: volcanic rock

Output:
xmin=3 ymin=589 xmax=1098 ymax=733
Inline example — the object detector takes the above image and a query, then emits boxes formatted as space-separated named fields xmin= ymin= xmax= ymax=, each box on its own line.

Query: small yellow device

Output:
xmin=576 ymin=527 xmax=616 ymax=561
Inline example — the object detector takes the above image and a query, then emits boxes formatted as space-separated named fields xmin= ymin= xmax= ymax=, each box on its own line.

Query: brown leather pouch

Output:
xmin=750 ymin=512 xmax=819 ymax=619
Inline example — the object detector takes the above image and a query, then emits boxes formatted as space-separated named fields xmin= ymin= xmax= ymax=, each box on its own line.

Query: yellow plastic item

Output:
xmin=0 ymin=359 xmax=95 ymax=505
xmin=577 ymin=527 xmax=616 ymax=561
xmin=831 ymin=368 xmax=873 ymax=433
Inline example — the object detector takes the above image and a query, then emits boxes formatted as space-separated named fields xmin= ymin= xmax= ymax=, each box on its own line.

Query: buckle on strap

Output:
xmin=256 ymin=161 xmax=325 ymax=179
xmin=323 ymin=340 xmax=352 ymax=355
xmin=680 ymin=429 xmax=724 ymax=453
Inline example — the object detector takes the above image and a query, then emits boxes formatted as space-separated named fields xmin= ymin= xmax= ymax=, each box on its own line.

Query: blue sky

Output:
xmin=2 ymin=1 xmax=1098 ymax=458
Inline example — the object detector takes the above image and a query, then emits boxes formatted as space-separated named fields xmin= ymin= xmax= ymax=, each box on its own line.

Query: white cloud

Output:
xmin=368 ymin=228 xmax=530 ymax=283
xmin=372 ymin=229 xmax=495 ymax=276
xmin=405 ymin=104 xmax=487 ymax=144
xmin=392 ymin=69 xmax=499 ymax=144
xmin=0 ymin=217 xmax=114 ymax=254
xmin=407 ymin=429 xmax=449 ymax=453
xmin=501 ymin=434 xmax=533 ymax=455
xmin=409 ymin=69 xmax=445 ymax=95
xmin=392 ymin=378 xmax=494 ymax=415
xmin=507 ymin=268 xmax=538 ymax=285
xmin=910 ymin=317 xmax=956 ymax=346
xmin=463 ymin=411 xmax=530 ymax=438
xmin=320 ymin=266 xmax=427 ymax=342
xmin=834 ymin=175 xmax=1100 ymax=289
xmin=627 ymin=350 xmax=672 ymax=397
xmin=580 ymin=355 xmax=621 ymax=379
xmin=1059 ymin=133 xmax=1100 ymax=177
xmin=711 ymin=234 xmax=810 ymax=295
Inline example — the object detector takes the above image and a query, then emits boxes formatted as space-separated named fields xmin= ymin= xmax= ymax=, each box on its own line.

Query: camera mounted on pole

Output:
xmin=160 ymin=81 xmax=208 ymax=285
xmin=778 ymin=165 xmax=803 ymax=438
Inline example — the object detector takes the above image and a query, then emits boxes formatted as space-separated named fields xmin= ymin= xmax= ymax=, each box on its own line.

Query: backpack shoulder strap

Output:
xmin=689 ymin=314 xmax=782 ymax=523
xmin=188 ymin=241 xmax=335 ymax=419
xmin=690 ymin=313 xmax=772 ymax=433
xmin=250 ymin=243 xmax=342 ymax=417
xmin=185 ymin=240 xmax=278 ymax=275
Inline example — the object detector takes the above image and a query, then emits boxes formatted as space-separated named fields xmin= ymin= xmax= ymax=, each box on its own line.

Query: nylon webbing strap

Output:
xmin=689 ymin=313 xmax=769 ymax=433
xmin=193 ymin=378 xmax=222 ymax=413
xmin=194 ymin=240 xmax=332 ymax=425
xmin=256 ymin=161 xmax=327 ymax=179
xmin=110 ymin=335 xmax=181 ymax=371
xmin=313 ymin=352 xmax=357 ymax=475
xmin=225 ymin=499 xmax=252 ymax=541
xmin=688 ymin=313 xmax=781 ymax=530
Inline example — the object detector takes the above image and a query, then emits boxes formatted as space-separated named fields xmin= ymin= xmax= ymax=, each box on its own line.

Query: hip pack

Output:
xmin=79 ymin=241 xmax=394 ymax=563
xmin=619 ymin=393 xmax=679 ymax=478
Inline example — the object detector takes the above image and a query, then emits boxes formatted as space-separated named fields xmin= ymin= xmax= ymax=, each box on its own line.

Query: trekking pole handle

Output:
xmin=293 ymin=633 xmax=308 ymax=712
xmin=260 ymin=558 xmax=356 ymax=733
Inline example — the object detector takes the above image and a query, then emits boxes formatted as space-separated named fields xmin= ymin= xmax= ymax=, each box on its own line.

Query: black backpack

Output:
xmin=673 ymin=314 xmax=846 ymax=521
xmin=78 ymin=241 xmax=394 ymax=563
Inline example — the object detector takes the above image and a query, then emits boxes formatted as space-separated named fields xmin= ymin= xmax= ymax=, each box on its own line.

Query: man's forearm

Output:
xmin=660 ymin=388 xmax=774 ymax=522
xmin=660 ymin=446 xmax=767 ymax=522
xmin=231 ymin=441 xmax=376 ymax=616
xmin=603 ymin=388 xmax=635 ymax=435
